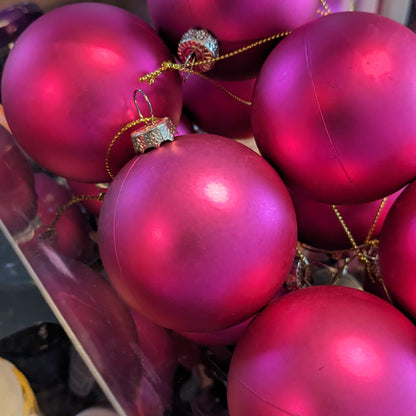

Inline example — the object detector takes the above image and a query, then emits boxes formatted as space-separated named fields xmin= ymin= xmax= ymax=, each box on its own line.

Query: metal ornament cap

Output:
xmin=177 ymin=28 xmax=219 ymax=72
xmin=131 ymin=117 xmax=177 ymax=154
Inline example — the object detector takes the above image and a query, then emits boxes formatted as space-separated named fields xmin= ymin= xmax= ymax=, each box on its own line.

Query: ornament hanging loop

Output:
xmin=134 ymin=89 xmax=155 ymax=126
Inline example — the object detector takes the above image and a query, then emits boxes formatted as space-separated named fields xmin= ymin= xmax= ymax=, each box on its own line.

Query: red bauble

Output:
xmin=252 ymin=12 xmax=416 ymax=204
xmin=0 ymin=124 xmax=37 ymax=234
xmin=2 ymin=3 xmax=182 ymax=182
xmin=98 ymin=134 xmax=297 ymax=332
xmin=379 ymin=180 xmax=416 ymax=320
xmin=291 ymin=187 xmax=403 ymax=250
xmin=228 ymin=285 xmax=416 ymax=416
xmin=147 ymin=0 xmax=320 ymax=79
xmin=34 ymin=173 xmax=93 ymax=260
xmin=183 ymin=76 xmax=255 ymax=139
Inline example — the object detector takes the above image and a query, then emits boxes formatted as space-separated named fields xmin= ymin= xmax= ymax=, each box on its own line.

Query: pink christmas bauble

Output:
xmin=147 ymin=0 xmax=320 ymax=79
xmin=2 ymin=3 xmax=182 ymax=182
xmin=252 ymin=11 xmax=416 ymax=204
xmin=66 ymin=179 xmax=106 ymax=217
xmin=0 ymin=124 xmax=37 ymax=234
xmin=228 ymin=285 xmax=416 ymax=416
xmin=379 ymin=180 xmax=416 ymax=320
xmin=291 ymin=187 xmax=403 ymax=250
xmin=183 ymin=75 xmax=255 ymax=139
xmin=98 ymin=134 xmax=297 ymax=332
xmin=34 ymin=173 xmax=93 ymax=260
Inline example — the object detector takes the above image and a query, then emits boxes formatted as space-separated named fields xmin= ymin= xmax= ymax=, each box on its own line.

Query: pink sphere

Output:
xmin=67 ymin=179 xmax=106 ymax=217
xmin=252 ymin=12 xmax=416 ymax=204
xmin=228 ymin=285 xmax=416 ymax=416
xmin=379 ymin=180 xmax=416 ymax=320
xmin=183 ymin=75 xmax=255 ymax=139
xmin=147 ymin=0 xmax=320 ymax=79
xmin=2 ymin=3 xmax=182 ymax=182
xmin=0 ymin=124 xmax=37 ymax=234
xmin=98 ymin=134 xmax=297 ymax=332
xmin=291 ymin=187 xmax=403 ymax=250
xmin=34 ymin=173 xmax=93 ymax=260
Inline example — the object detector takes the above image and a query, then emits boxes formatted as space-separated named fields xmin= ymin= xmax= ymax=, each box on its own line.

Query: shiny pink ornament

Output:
xmin=0 ymin=124 xmax=37 ymax=234
xmin=228 ymin=285 xmax=416 ymax=416
xmin=183 ymin=75 xmax=255 ymax=139
xmin=34 ymin=173 xmax=93 ymax=260
xmin=98 ymin=134 xmax=297 ymax=332
xmin=379 ymin=180 xmax=416 ymax=320
xmin=147 ymin=0 xmax=320 ymax=79
xmin=291 ymin=187 xmax=403 ymax=250
xmin=2 ymin=3 xmax=182 ymax=182
xmin=66 ymin=179 xmax=106 ymax=217
xmin=252 ymin=12 xmax=416 ymax=204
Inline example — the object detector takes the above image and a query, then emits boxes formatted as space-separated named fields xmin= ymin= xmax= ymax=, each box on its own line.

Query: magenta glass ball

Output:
xmin=228 ymin=285 xmax=416 ymax=416
xmin=147 ymin=0 xmax=320 ymax=79
xmin=379 ymin=180 xmax=416 ymax=320
xmin=252 ymin=12 xmax=416 ymax=204
xmin=291 ymin=187 xmax=403 ymax=250
xmin=98 ymin=134 xmax=297 ymax=332
xmin=2 ymin=3 xmax=182 ymax=182
xmin=183 ymin=76 xmax=255 ymax=139
xmin=0 ymin=124 xmax=37 ymax=234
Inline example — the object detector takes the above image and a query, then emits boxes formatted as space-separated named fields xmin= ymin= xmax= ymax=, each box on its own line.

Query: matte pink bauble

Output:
xmin=379 ymin=180 xmax=416 ymax=320
xmin=34 ymin=173 xmax=93 ymax=260
xmin=0 ymin=124 xmax=37 ymax=234
xmin=183 ymin=76 xmax=255 ymax=139
xmin=67 ymin=180 xmax=106 ymax=217
xmin=2 ymin=3 xmax=182 ymax=182
xmin=228 ymin=285 xmax=416 ymax=416
xmin=252 ymin=12 xmax=416 ymax=204
xmin=291 ymin=187 xmax=403 ymax=250
xmin=98 ymin=134 xmax=297 ymax=332
xmin=147 ymin=0 xmax=320 ymax=79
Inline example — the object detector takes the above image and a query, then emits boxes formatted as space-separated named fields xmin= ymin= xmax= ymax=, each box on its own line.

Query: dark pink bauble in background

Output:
xmin=0 ymin=124 xmax=37 ymax=234
xmin=291 ymin=187 xmax=404 ymax=250
xmin=176 ymin=113 xmax=195 ymax=136
xmin=379 ymin=180 xmax=416 ymax=321
xmin=252 ymin=11 xmax=416 ymax=204
xmin=130 ymin=309 xmax=176 ymax=416
xmin=147 ymin=0 xmax=320 ymax=79
xmin=67 ymin=179 xmax=106 ymax=217
xmin=316 ymin=0 xmax=379 ymax=15
xmin=183 ymin=75 xmax=255 ymax=139
xmin=2 ymin=2 xmax=182 ymax=183
xmin=98 ymin=134 xmax=297 ymax=332
xmin=228 ymin=285 xmax=416 ymax=416
xmin=34 ymin=172 xmax=94 ymax=260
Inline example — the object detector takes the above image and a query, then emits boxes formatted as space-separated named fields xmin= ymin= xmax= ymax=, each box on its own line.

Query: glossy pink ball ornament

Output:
xmin=228 ymin=285 xmax=416 ymax=416
xmin=183 ymin=76 xmax=255 ymax=139
xmin=252 ymin=11 xmax=416 ymax=204
xmin=2 ymin=2 xmax=182 ymax=182
xmin=379 ymin=180 xmax=416 ymax=320
xmin=147 ymin=0 xmax=320 ymax=79
xmin=291 ymin=187 xmax=403 ymax=250
xmin=98 ymin=134 xmax=297 ymax=332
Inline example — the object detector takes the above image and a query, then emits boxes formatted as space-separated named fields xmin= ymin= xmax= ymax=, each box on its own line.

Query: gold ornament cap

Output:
xmin=131 ymin=117 xmax=177 ymax=154
xmin=177 ymin=28 xmax=219 ymax=72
